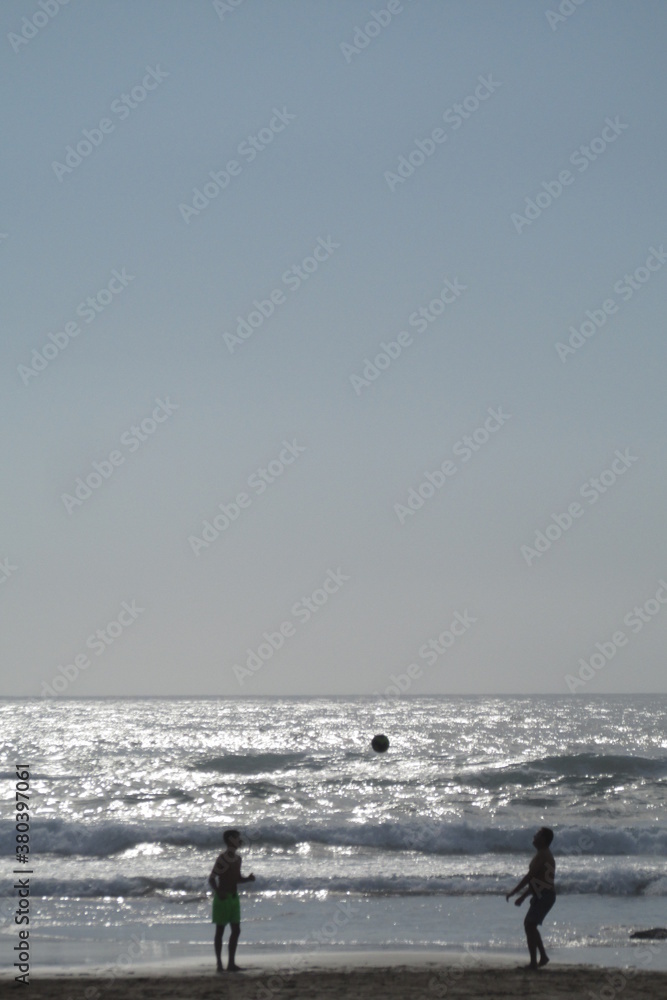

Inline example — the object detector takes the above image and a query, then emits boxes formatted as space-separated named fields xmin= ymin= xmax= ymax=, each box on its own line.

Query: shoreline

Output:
xmin=11 ymin=935 xmax=667 ymax=975
xmin=7 ymin=946 xmax=667 ymax=976
xmin=8 ymin=958 xmax=667 ymax=1000
xmin=7 ymin=941 xmax=667 ymax=976
xmin=6 ymin=950 xmax=518 ymax=978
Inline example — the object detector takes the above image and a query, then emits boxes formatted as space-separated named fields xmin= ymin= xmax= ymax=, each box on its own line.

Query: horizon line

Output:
xmin=3 ymin=692 xmax=666 ymax=700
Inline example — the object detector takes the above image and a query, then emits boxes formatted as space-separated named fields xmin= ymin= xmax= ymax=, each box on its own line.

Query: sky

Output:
xmin=1 ymin=0 xmax=666 ymax=697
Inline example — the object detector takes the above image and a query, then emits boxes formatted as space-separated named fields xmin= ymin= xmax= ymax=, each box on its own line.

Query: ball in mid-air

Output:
xmin=371 ymin=734 xmax=389 ymax=753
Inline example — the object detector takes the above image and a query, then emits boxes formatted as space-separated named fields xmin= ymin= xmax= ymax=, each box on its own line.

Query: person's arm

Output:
xmin=209 ymin=854 xmax=226 ymax=896
xmin=238 ymin=859 xmax=255 ymax=884
xmin=235 ymin=854 xmax=255 ymax=884
xmin=505 ymin=872 xmax=531 ymax=901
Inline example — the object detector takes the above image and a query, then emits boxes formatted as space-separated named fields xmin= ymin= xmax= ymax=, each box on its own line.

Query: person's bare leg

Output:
xmin=214 ymin=924 xmax=224 ymax=972
xmin=535 ymin=926 xmax=549 ymax=966
xmin=228 ymin=923 xmax=242 ymax=971
xmin=524 ymin=920 xmax=539 ymax=969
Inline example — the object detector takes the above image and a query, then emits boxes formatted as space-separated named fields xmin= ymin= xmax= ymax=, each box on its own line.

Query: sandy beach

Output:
xmin=13 ymin=960 xmax=667 ymax=1000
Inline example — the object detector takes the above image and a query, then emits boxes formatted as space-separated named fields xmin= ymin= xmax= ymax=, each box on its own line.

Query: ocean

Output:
xmin=1 ymin=695 xmax=666 ymax=972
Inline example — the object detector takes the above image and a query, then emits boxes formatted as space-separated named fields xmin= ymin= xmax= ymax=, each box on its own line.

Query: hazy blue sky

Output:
xmin=2 ymin=0 xmax=666 ymax=696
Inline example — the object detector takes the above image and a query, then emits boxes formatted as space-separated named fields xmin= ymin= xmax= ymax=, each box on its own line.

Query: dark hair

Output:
xmin=539 ymin=827 xmax=554 ymax=846
xmin=223 ymin=829 xmax=240 ymax=845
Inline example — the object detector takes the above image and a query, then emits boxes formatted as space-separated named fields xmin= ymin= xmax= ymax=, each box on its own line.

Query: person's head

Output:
xmin=533 ymin=827 xmax=554 ymax=849
xmin=223 ymin=829 xmax=242 ymax=851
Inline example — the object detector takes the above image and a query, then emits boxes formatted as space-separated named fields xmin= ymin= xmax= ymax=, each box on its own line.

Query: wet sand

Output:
xmin=12 ymin=960 xmax=667 ymax=1000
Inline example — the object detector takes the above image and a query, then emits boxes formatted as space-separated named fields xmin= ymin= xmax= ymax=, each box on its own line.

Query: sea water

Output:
xmin=1 ymin=696 xmax=666 ymax=971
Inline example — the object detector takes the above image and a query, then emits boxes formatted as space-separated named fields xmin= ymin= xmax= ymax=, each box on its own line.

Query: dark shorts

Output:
xmin=212 ymin=892 xmax=240 ymax=925
xmin=525 ymin=890 xmax=556 ymax=926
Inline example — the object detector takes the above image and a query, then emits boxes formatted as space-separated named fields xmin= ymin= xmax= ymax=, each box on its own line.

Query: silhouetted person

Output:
xmin=208 ymin=829 xmax=255 ymax=972
xmin=506 ymin=827 xmax=556 ymax=969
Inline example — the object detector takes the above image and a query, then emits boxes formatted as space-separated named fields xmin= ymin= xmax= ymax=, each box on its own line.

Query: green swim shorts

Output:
xmin=212 ymin=891 xmax=240 ymax=925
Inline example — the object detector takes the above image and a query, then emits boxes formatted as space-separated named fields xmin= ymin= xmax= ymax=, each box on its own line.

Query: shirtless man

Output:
xmin=208 ymin=829 xmax=255 ymax=973
xmin=505 ymin=827 xmax=556 ymax=970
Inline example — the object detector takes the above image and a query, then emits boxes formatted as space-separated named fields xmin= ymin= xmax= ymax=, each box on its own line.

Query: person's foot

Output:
xmin=538 ymin=955 xmax=550 ymax=967
xmin=227 ymin=964 xmax=244 ymax=972
xmin=216 ymin=966 xmax=224 ymax=974
xmin=523 ymin=963 xmax=539 ymax=971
